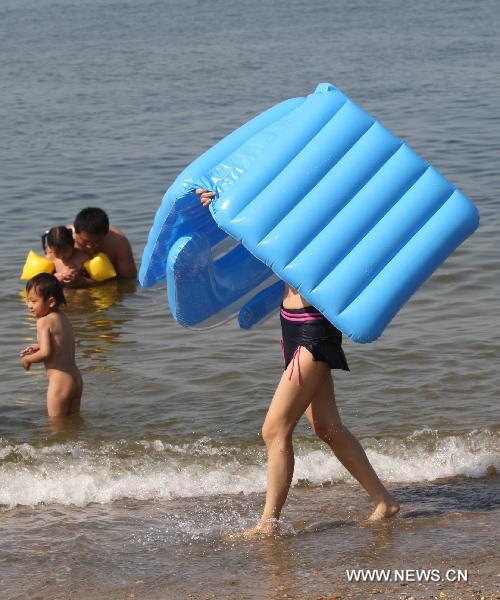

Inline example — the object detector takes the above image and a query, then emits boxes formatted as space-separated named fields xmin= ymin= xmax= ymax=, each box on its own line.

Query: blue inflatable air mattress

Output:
xmin=140 ymin=83 xmax=479 ymax=342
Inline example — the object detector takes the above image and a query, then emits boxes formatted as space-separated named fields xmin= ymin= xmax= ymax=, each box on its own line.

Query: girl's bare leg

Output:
xmin=239 ymin=349 xmax=327 ymax=538
xmin=304 ymin=370 xmax=399 ymax=520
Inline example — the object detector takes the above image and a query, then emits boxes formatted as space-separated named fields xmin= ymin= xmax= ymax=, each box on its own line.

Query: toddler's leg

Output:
xmin=304 ymin=375 xmax=399 ymax=520
xmin=46 ymin=372 xmax=79 ymax=417
xmin=69 ymin=369 xmax=83 ymax=415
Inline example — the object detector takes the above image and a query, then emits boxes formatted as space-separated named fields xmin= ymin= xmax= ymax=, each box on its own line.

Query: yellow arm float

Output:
xmin=83 ymin=252 xmax=117 ymax=282
xmin=20 ymin=250 xmax=55 ymax=280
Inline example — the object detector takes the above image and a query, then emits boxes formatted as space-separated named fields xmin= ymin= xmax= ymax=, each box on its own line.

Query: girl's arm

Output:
xmin=21 ymin=319 xmax=51 ymax=370
xmin=63 ymin=270 xmax=95 ymax=287
xmin=55 ymin=263 xmax=94 ymax=287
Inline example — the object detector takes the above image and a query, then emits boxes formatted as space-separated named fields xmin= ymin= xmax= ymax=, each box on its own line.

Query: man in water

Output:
xmin=46 ymin=207 xmax=137 ymax=285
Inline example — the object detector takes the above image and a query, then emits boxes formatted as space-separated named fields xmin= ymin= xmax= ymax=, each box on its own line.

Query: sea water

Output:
xmin=1 ymin=0 xmax=499 ymax=598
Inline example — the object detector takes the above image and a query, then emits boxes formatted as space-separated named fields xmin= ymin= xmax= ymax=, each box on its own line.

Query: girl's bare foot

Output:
xmin=368 ymin=494 xmax=400 ymax=521
xmin=225 ymin=518 xmax=279 ymax=540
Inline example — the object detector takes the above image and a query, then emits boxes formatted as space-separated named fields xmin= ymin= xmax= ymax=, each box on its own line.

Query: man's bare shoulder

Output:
xmin=103 ymin=225 xmax=131 ymax=250
xmin=108 ymin=224 xmax=129 ymax=240
xmin=105 ymin=224 xmax=136 ymax=278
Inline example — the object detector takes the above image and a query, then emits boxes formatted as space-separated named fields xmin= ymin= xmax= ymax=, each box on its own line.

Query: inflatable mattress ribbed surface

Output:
xmin=140 ymin=83 xmax=479 ymax=342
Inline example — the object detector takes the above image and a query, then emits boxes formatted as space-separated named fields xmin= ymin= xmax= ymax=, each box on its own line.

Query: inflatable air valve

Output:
xmin=21 ymin=250 xmax=55 ymax=280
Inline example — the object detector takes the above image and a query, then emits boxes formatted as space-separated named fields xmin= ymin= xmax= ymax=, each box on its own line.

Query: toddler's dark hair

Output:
xmin=26 ymin=273 xmax=66 ymax=306
xmin=46 ymin=226 xmax=74 ymax=249
xmin=74 ymin=207 xmax=109 ymax=236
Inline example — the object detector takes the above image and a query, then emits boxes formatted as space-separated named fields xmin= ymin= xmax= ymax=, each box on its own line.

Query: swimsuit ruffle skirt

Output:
xmin=280 ymin=304 xmax=349 ymax=384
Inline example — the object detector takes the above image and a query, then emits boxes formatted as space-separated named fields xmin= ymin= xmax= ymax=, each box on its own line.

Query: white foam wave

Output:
xmin=0 ymin=429 xmax=497 ymax=508
xmin=295 ymin=428 xmax=499 ymax=486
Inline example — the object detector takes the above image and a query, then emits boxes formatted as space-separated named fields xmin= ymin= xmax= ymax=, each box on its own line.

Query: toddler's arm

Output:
xmin=55 ymin=267 xmax=94 ymax=288
xmin=21 ymin=319 xmax=51 ymax=370
xmin=19 ymin=344 xmax=40 ymax=357
xmin=53 ymin=267 xmax=77 ymax=282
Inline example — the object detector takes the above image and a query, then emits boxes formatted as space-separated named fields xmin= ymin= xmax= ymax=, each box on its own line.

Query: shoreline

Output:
xmin=2 ymin=480 xmax=498 ymax=600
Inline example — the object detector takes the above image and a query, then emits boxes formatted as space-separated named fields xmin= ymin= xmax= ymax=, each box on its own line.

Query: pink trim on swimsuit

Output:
xmin=280 ymin=306 xmax=325 ymax=385
xmin=280 ymin=308 xmax=324 ymax=322
xmin=288 ymin=346 xmax=302 ymax=385
xmin=280 ymin=339 xmax=303 ymax=385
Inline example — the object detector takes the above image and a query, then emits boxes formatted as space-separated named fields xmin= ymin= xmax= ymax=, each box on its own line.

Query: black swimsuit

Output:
xmin=280 ymin=304 xmax=349 ymax=380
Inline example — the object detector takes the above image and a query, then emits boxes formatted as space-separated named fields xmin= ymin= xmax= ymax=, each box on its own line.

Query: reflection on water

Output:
xmin=64 ymin=280 xmax=136 ymax=314
xmin=65 ymin=280 xmax=137 ymax=369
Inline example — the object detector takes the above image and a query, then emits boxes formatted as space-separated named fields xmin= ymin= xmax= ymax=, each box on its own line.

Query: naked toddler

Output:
xmin=20 ymin=273 xmax=83 ymax=417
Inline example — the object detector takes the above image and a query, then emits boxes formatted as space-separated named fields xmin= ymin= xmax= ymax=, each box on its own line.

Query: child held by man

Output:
xmin=44 ymin=226 xmax=94 ymax=287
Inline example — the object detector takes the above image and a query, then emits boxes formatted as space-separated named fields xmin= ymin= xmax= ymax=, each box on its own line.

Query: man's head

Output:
xmin=74 ymin=207 xmax=109 ymax=254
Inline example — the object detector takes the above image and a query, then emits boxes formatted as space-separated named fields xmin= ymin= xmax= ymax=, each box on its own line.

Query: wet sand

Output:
xmin=4 ymin=477 xmax=498 ymax=600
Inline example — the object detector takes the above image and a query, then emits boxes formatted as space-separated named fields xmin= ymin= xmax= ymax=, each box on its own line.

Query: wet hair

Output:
xmin=74 ymin=207 xmax=109 ymax=236
xmin=26 ymin=273 xmax=66 ymax=306
xmin=46 ymin=226 xmax=74 ymax=250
